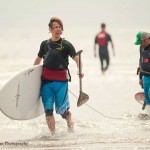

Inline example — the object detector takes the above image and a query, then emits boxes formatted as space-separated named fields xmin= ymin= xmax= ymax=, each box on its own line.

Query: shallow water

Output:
xmin=0 ymin=53 xmax=150 ymax=149
xmin=0 ymin=17 xmax=149 ymax=149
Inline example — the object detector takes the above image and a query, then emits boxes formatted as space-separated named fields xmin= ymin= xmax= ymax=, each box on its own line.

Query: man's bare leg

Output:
xmin=46 ymin=115 xmax=55 ymax=135
xmin=65 ymin=112 xmax=74 ymax=133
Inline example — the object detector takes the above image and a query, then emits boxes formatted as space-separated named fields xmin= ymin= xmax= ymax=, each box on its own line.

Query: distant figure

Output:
xmin=135 ymin=31 xmax=150 ymax=113
xmin=94 ymin=23 xmax=115 ymax=74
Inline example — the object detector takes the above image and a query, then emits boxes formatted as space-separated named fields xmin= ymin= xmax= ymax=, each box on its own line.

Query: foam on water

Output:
xmin=1 ymin=115 xmax=150 ymax=149
xmin=0 ymin=29 xmax=149 ymax=149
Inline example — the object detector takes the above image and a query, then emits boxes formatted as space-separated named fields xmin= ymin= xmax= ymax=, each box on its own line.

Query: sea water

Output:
xmin=0 ymin=28 xmax=150 ymax=150
xmin=1 ymin=0 xmax=150 ymax=148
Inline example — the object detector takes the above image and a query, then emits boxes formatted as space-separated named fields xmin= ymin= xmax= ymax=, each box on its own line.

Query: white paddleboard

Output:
xmin=0 ymin=65 xmax=44 ymax=120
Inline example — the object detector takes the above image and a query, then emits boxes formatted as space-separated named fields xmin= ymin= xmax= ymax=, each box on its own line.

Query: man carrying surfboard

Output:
xmin=135 ymin=31 xmax=150 ymax=113
xmin=34 ymin=17 xmax=84 ymax=135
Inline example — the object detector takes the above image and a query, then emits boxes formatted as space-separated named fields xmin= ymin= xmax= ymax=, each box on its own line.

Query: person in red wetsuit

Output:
xmin=94 ymin=23 xmax=115 ymax=74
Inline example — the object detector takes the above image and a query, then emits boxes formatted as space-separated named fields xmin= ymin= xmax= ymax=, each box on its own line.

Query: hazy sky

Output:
xmin=0 ymin=0 xmax=150 ymax=61
xmin=0 ymin=0 xmax=150 ymax=30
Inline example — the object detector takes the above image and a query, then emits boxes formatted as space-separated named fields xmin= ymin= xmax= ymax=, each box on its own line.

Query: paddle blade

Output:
xmin=77 ymin=92 xmax=89 ymax=107
xmin=135 ymin=92 xmax=145 ymax=105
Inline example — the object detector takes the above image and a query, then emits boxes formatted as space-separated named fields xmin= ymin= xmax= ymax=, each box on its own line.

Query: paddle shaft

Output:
xmin=78 ymin=52 xmax=82 ymax=92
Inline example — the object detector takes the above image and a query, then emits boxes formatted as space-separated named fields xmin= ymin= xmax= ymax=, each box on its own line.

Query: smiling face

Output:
xmin=48 ymin=17 xmax=63 ymax=41
xmin=49 ymin=22 xmax=63 ymax=41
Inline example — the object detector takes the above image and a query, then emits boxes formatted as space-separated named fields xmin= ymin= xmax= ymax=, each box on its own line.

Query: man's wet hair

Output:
xmin=48 ymin=17 xmax=63 ymax=30
xmin=101 ymin=23 xmax=106 ymax=28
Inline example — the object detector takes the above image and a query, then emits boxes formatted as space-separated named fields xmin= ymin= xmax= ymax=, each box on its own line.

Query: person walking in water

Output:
xmin=34 ymin=17 xmax=84 ymax=135
xmin=94 ymin=23 xmax=115 ymax=74
xmin=135 ymin=31 xmax=150 ymax=113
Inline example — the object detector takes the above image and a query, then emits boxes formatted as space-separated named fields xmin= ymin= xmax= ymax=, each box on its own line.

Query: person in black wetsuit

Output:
xmin=94 ymin=23 xmax=115 ymax=74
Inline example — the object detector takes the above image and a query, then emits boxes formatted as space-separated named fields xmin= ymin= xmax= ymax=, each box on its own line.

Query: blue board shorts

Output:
xmin=143 ymin=76 xmax=150 ymax=105
xmin=41 ymin=81 xmax=70 ymax=115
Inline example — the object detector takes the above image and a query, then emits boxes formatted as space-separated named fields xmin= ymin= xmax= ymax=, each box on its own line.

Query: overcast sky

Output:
xmin=0 ymin=0 xmax=149 ymax=63
xmin=0 ymin=0 xmax=149 ymax=31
